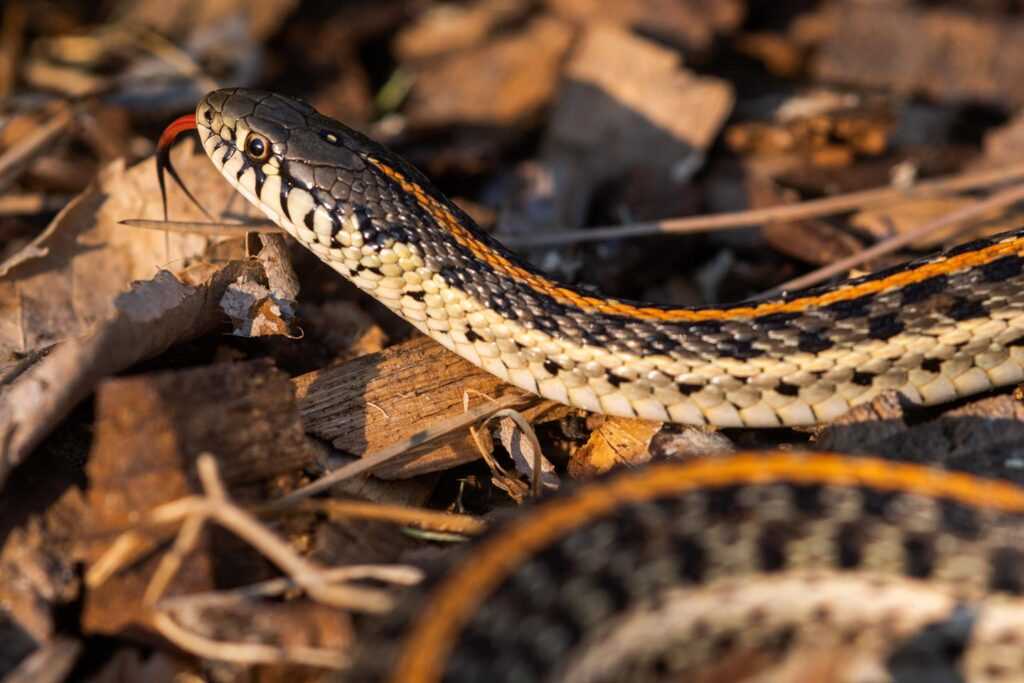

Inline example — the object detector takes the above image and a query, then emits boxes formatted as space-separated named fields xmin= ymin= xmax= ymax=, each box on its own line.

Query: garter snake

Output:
xmin=156 ymin=89 xmax=1024 ymax=682
xmin=159 ymin=88 xmax=1024 ymax=430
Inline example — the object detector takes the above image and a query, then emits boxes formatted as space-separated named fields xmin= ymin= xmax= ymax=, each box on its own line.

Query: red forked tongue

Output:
xmin=155 ymin=112 xmax=212 ymax=221
xmin=158 ymin=113 xmax=197 ymax=152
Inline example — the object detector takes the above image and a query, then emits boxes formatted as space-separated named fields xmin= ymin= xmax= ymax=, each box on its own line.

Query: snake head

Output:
xmin=187 ymin=88 xmax=417 ymax=251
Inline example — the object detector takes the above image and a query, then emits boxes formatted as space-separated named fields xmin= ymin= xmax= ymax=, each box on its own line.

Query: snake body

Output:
xmin=358 ymin=453 xmax=1024 ymax=683
xmin=157 ymin=89 xmax=1024 ymax=682
xmin=186 ymin=88 xmax=1024 ymax=429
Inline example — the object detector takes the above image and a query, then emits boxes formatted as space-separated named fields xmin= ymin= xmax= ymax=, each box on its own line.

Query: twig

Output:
xmin=143 ymin=513 xmax=205 ymax=605
xmin=199 ymin=456 xmax=393 ymax=611
xmin=134 ymin=456 xmax=425 ymax=671
xmin=766 ymin=181 xmax=1024 ymax=294
xmin=151 ymin=611 xmax=348 ymax=670
xmin=0 ymin=104 xmax=76 ymax=194
xmin=496 ymin=162 xmax=1024 ymax=247
xmin=485 ymin=409 xmax=548 ymax=498
xmin=270 ymin=394 xmax=527 ymax=507
xmin=118 ymin=218 xmax=283 ymax=235
xmin=90 ymin=454 xmax=395 ymax=614
xmin=0 ymin=193 xmax=72 ymax=215
xmin=283 ymin=499 xmax=486 ymax=536
xmin=157 ymin=564 xmax=423 ymax=611
xmin=85 ymin=530 xmax=159 ymax=588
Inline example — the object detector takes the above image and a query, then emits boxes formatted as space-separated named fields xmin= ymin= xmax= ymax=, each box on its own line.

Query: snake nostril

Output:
xmin=204 ymin=109 xmax=213 ymax=123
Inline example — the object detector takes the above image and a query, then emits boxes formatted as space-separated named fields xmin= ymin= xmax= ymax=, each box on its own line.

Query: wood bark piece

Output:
xmin=293 ymin=334 xmax=560 ymax=478
xmin=81 ymin=359 xmax=315 ymax=635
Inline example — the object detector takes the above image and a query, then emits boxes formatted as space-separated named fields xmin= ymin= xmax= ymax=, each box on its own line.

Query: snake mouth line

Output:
xmin=158 ymin=101 xmax=313 ymax=240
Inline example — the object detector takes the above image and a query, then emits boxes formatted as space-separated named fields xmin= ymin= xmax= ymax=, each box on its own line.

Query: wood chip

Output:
xmin=551 ymin=24 xmax=733 ymax=163
xmin=293 ymin=334 xmax=559 ymax=478
xmin=544 ymin=23 xmax=733 ymax=226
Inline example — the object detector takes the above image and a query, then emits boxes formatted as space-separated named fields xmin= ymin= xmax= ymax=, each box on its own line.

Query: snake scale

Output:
xmin=157 ymin=88 xmax=1024 ymax=682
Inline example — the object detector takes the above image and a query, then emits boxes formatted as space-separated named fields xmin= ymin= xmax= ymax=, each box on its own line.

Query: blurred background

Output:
xmin=7 ymin=0 xmax=1024 ymax=307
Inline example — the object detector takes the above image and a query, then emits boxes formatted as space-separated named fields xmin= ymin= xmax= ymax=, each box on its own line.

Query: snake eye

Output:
xmin=245 ymin=133 xmax=270 ymax=161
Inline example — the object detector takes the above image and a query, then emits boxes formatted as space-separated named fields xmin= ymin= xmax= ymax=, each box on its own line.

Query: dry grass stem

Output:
xmin=118 ymin=218 xmax=283 ymax=234
xmin=150 ymin=611 xmax=348 ymax=670
xmin=158 ymin=564 xmax=423 ymax=611
xmin=272 ymin=394 xmax=525 ymax=507
xmin=286 ymin=499 xmax=486 ymax=536
xmin=498 ymin=162 xmax=1024 ymax=247
xmin=767 ymin=181 xmax=1024 ymax=294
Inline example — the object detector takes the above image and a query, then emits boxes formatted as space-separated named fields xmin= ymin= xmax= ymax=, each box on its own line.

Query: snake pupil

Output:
xmin=246 ymin=135 xmax=267 ymax=160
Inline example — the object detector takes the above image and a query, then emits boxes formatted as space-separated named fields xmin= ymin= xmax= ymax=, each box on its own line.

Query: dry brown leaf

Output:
xmin=570 ymin=416 xmax=661 ymax=477
xmin=0 ymin=141 xmax=242 ymax=362
xmin=0 ymin=261 xmax=262 ymax=487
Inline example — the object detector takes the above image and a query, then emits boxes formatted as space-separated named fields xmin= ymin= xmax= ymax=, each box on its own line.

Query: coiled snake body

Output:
xmin=158 ymin=89 xmax=1024 ymax=682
